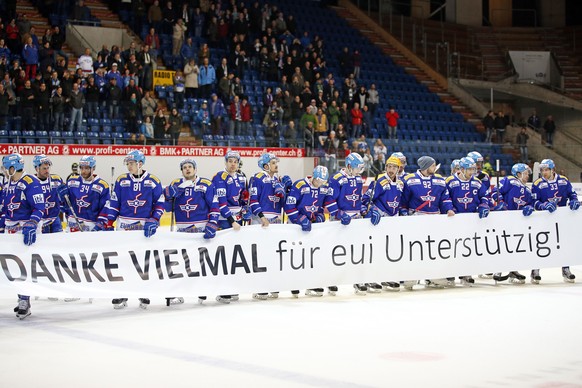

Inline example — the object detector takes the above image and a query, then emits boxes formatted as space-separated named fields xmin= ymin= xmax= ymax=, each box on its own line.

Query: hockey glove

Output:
xmin=297 ymin=214 xmax=312 ymax=232
xmin=368 ymin=206 xmax=382 ymax=226
xmin=94 ymin=219 xmax=114 ymax=231
xmin=164 ymin=184 xmax=184 ymax=200
xmin=56 ymin=183 xmax=69 ymax=201
xmin=313 ymin=213 xmax=326 ymax=223
xmin=144 ymin=219 xmax=159 ymax=238
xmin=0 ymin=216 xmax=5 ymax=234
xmin=22 ymin=221 xmax=38 ymax=246
xmin=281 ymin=175 xmax=293 ymax=192
xmin=241 ymin=206 xmax=252 ymax=222
xmin=569 ymin=199 xmax=580 ymax=211
xmin=240 ymin=189 xmax=250 ymax=206
xmin=399 ymin=208 xmax=409 ymax=216
xmin=542 ymin=201 xmax=557 ymax=213
xmin=478 ymin=204 xmax=490 ymax=219
xmin=203 ymin=221 xmax=219 ymax=239
xmin=493 ymin=202 xmax=507 ymax=211
xmin=522 ymin=205 xmax=534 ymax=217
xmin=336 ymin=210 xmax=352 ymax=225
xmin=273 ymin=182 xmax=286 ymax=198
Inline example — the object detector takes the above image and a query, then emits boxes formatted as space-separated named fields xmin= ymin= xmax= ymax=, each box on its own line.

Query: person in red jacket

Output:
xmin=385 ymin=106 xmax=399 ymax=140
xmin=350 ymin=102 xmax=363 ymax=138
xmin=240 ymin=97 xmax=252 ymax=136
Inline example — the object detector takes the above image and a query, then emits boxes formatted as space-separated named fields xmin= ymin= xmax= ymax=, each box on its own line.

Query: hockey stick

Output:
xmin=532 ymin=161 xmax=540 ymax=182
xmin=64 ymin=194 xmax=85 ymax=232
xmin=495 ymin=159 xmax=500 ymax=203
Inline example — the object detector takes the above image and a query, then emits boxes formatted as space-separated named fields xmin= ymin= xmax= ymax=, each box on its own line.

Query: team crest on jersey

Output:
xmin=179 ymin=198 xmax=199 ymax=217
xmin=44 ymin=194 xmax=56 ymax=213
xmin=268 ymin=195 xmax=281 ymax=206
xmin=386 ymin=200 xmax=399 ymax=210
xmin=127 ymin=193 xmax=147 ymax=214
xmin=549 ymin=193 xmax=562 ymax=203
xmin=512 ymin=195 xmax=528 ymax=208
xmin=76 ymin=195 xmax=91 ymax=213
xmin=6 ymin=197 xmax=21 ymax=216
xmin=456 ymin=192 xmax=474 ymax=209
xmin=303 ymin=200 xmax=319 ymax=216
xmin=344 ymin=189 xmax=360 ymax=206
xmin=420 ymin=190 xmax=436 ymax=207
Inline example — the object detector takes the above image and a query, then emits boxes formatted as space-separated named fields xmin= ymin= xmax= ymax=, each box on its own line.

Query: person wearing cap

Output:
xmin=400 ymin=156 xmax=454 ymax=288
xmin=67 ymin=163 xmax=79 ymax=181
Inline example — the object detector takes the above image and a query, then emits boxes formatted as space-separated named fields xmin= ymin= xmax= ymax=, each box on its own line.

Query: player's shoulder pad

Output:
xmin=148 ymin=174 xmax=161 ymax=183
xmin=23 ymin=175 xmax=34 ymax=184
xmin=533 ymin=178 xmax=543 ymax=186
xmin=220 ymin=171 xmax=229 ymax=180
xmin=50 ymin=174 xmax=63 ymax=181
xmin=116 ymin=174 xmax=128 ymax=182
xmin=171 ymin=178 xmax=182 ymax=185
xmin=403 ymin=173 xmax=415 ymax=180
xmin=445 ymin=176 xmax=455 ymax=183
xmin=434 ymin=173 xmax=444 ymax=179
xmin=295 ymin=180 xmax=306 ymax=189
xmin=255 ymin=171 xmax=266 ymax=179
xmin=98 ymin=179 xmax=110 ymax=189
xmin=559 ymin=174 xmax=570 ymax=182
xmin=332 ymin=172 xmax=343 ymax=180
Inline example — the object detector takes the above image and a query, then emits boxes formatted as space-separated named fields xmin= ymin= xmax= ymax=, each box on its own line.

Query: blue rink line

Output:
xmin=0 ymin=320 xmax=376 ymax=388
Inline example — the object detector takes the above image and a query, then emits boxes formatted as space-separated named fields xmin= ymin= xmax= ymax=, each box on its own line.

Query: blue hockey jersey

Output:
xmin=37 ymin=173 xmax=65 ymax=227
xmin=104 ymin=171 xmax=164 ymax=229
xmin=164 ymin=177 xmax=219 ymax=232
xmin=324 ymin=169 xmax=364 ymax=219
xmin=446 ymin=174 xmax=489 ymax=213
xmin=249 ymin=171 xmax=284 ymax=220
xmin=1 ymin=173 xmax=45 ymax=231
xmin=284 ymin=178 xmax=329 ymax=223
xmin=212 ymin=170 xmax=244 ymax=223
xmin=401 ymin=171 xmax=453 ymax=215
xmin=65 ymin=174 xmax=110 ymax=227
xmin=496 ymin=175 xmax=533 ymax=210
xmin=362 ymin=173 xmax=402 ymax=216
xmin=532 ymin=174 xmax=577 ymax=209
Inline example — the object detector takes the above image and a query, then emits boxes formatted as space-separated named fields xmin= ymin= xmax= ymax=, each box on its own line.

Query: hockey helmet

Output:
xmin=467 ymin=151 xmax=483 ymax=164
xmin=33 ymin=154 xmax=52 ymax=168
xmin=79 ymin=155 xmax=97 ymax=169
xmin=386 ymin=155 xmax=402 ymax=167
xmin=511 ymin=163 xmax=531 ymax=177
xmin=257 ymin=152 xmax=279 ymax=170
xmin=459 ymin=157 xmax=476 ymax=170
xmin=450 ymin=159 xmax=461 ymax=171
xmin=2 ymin=153 xmax=25 ymax=171
xmin=345 ymin=153 xmax=365 ymax=173
xmin=180 ymin=158 xmax=196 ymax=169
xmin=224 ymin=150 xmax=241 ymax=162
xmin=124 ymin=150 xmax=146 ymax=165
xmin=539 ymin=159 xmax=555 ymax=170
xmin=312 ymin=165 xmax=329 ymax=183
xmin=391 ymin=152 xmax=407 ymax=166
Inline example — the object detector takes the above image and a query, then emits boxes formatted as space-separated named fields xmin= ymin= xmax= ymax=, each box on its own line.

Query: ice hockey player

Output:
xmin=391 ymin=152 xmax=407 ymax=179
xmin=532 ymin=159 xmax=580 ymax=283
xmin=33 ymin=154 xmax=65 ymax=234
xmin=284 ymin=165 xmax=330 ymax=297
xmin=491 ymin=163 xmax=534 ymax=284
xmin=324 ymin=152 xmax=382 ymax=295
xmin=1 ymin=153 xmax=45 ymax=319
xmin=249 ymin=152 xmax=292 ymax=300
xmin=400 ymin=156 xmax=455 ymax=289
xmin=450 ymin=159 xmax=461 ymax=176
xmin=98 ymin=150 xmax=164 ymax=309
xmin=211 ymin=150 xmax=244 ymax=303
xmin=63 ymin=156 xmax=110 ymax=232
xmin=446 ymin=157 xmax=490 ymax=286
xmin=164 ymin=158 xmax=220 ymax=305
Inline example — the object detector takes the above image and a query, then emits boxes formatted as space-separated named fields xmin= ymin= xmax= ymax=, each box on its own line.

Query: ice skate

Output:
xmin=508 ymin=271 xmax=525 ymax=284
xmin=64 ymin=298 xmax=81 ymax=302
xmin=231 ymin=295 xmax=240 ymax=301
xmin=305 ymin=288 xmax=324 ymax=297
xmin=353 ymin=283 xmax=368 ymax=295
xmin=291 ymin=290 xmax=300 ymax=298
xmin=198 ymin=296 xmax=207 ymax=304
xmin=460 ymin=276 xmax=475 ymax=286
xmin=268 ymin=292 xmax=279 ymax=299
xmin=401 ymin=280 xmax=418 ymax=291
xmin=562 ymin=267 xmax=575 ymax=283
xmin=446 ymin=277 xmax=456 ymax=287
xmin=14 ymin=299 xmax=31 ymax=320
xmin=252 ymin=293 xmax=268 ymax=300
xmin=112 ymin=298 xmax=128 ymax=309
xmin=381 ymin=281 xmax=400 ymax=291
xmin=139 ymin=298 xmax=150 ymax=309
xmin=48 ymin=297 xmax=59 ymax=301
xmin=215 ymin=295 xmax=231 ymax=304
xmin=531 ymin=269 xmax=541 ymax=285
xmin=365 ymin=283 xmax=382 ymax=293
xmin=478 ymin=273 xmax=493 ymax=279
xmin=493 ymin=273 xmax=509 ymax=284
xmin=327 ymin=286 xmax=338 ymax=296
xmin=166 ymin=297 xmax=184 ymax=306
xmin=425 ymin=279 xmax=449 ymax=288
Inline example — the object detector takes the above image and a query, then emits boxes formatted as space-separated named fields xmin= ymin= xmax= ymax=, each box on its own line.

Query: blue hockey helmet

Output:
xmin=124 ymin=150 xmax=146 ymax=165
xmin=33 ymin=154 xmax=52 ymax=168
xmin=459 ymin=157 xmax=476 ymax=170
xmin=224 ymin=150 xmax=241 ymax=162
xmin=539 ymin=159 xmax=555 ymax=170
xmin=2 ymin=153 xmax=25 ymax=171
xmin=450 ymin=159 xmax=461 ymax=172
xmin=257 ymin=152 xmax=279 ymax=169
xmin=467 ymin=151 xmax=483 ymax=164
xmin=312 ymin=165 xmax=329 ymax=183
xmin=511 ymin=163 xmax=531 ymax=177
xmin=345 ymin=153 xmax=365 ymax=174
xmin=391 ymin=152 xmax=407 ymax=166
xmin=180 ymin=158 xmax=196 ymax=169
xmin=79 ymin=155 xmax=97 ymax=169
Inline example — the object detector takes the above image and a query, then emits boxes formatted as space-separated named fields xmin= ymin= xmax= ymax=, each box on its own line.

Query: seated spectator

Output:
xmin=140 ymin=115 xmax=154 ymax=143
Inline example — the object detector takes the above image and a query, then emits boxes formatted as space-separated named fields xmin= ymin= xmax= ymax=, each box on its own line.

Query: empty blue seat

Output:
xmin=37 ymin=131 xmax=50 ymax=143
xmin=0 ymin=129 xmax=9 ymax=142
xmin=87 ymin=132 xmax=100 ymax=144
xmin=22 ymin=130 xmax=36 ymax=143
xmin=100 ymin=132 xmax=112 ymax=144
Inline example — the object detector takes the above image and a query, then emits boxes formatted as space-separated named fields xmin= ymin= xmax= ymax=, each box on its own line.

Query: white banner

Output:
xmin=0 ymin=209 xmax=580 ymax=298
xmin=509 ymin=51 xmax=551 ymax=84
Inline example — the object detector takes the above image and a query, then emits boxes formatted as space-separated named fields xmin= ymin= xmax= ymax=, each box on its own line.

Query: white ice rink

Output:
xmin=1 ymin=266 xmax=582 ymax=388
